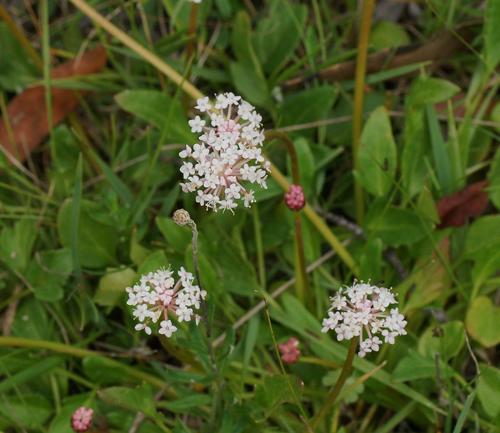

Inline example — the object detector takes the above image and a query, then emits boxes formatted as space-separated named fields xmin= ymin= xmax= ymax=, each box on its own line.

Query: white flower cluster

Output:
xmin=126 ymin=267 xmax=206 ymax=337
xmin=321 ymin=282 xmax=407 ymax=357
xmin=179 ymin=92 xmax=270 ymax=212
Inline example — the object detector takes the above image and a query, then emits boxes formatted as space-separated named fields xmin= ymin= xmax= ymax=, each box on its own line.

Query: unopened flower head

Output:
xmin=126 ymin=267 xmax=206 ymax=337
xmin=179 ymin=92 xmax=270 ymax=212
xmin=278 ymin=337 xmax=301 ymax=364
xmin=173 ymin=209 xmax=192 ymax=227
xmin=71 ymin=407 xmax=93 ymax=433
xmin=321 ymin=282 xmax=407 ymax=357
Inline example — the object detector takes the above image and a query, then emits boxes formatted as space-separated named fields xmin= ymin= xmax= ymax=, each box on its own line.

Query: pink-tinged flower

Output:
xmin=126 ymin=267 xmax=206 ymax=337
xmin=180 ymin=93 xmax=270 ymax=212
xmin=321 ymin=282 xmax=407 ymax=357
xmin=278 ymin=337 xmax=301 ymax=364
xmin=71 ymin=407 xmax=93 ymax=433
xmin=284 ymin=184 xmax=305 ymax=211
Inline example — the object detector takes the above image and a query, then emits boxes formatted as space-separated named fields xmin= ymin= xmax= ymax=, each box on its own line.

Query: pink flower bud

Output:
xmin=71 ymin=407 xmax=93 ymax=433
xmin=284 ymin=185 xmax=305 ymax=211
xmin=278 ymin=337 xmax=301 ymax=364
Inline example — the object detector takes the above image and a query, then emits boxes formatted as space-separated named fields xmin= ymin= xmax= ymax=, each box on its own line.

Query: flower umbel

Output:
xmin=126 ymin=267 xmax=206 ymax=337
xmin=180 ymin=92 xmax=270 ymax=212
xmin=321 ymin=282 xmax=407 ymax=357
xmin=278 ymin=337 xmax=301 ymax=364
xmin=71 ymin=407 xmax=93 ymax=433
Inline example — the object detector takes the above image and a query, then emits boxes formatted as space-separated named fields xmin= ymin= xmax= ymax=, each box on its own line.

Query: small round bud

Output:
xmin=173 ymin=209 xmax=192 ymax=226
xmin=71 ymin=407 xmax=93 ymax=433
xmin=284 ymin=185 xmax=305 ymax=211
xmin=278 ymin=337 xmax=301 ymax=364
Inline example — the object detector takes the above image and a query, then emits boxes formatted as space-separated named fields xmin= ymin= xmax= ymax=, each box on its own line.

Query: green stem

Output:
xmin=264 ymin=130 xmax=309 ymax=303
xmin=252 ymin=205 xmax=266 ymax=289
xmin=311 ymin=338 xmax=358 ymax=429
xmin=352 ymin=0 xmax=375 ymax=225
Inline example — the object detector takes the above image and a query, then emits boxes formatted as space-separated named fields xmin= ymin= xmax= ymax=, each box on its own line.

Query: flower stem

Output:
xmin=264 ymin=130 xmax=308 ymax=304
xmin=185 ymin=3 xmax=198 ymax=65
xmin=352 ymin=0 xmax=375 ymax=225
xmin=252 ymin=205 xmax=266 ymax=289
xmin=310 ymin=338 xmax=358 ymax=429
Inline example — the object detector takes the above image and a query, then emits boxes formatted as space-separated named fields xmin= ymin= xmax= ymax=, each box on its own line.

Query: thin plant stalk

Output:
xmin=68 ymin=0 xmax=358 ymax=275
xmin=352 ymin=0 xmax=375 ymax=224
xmin=265 ymin=130 xmax=308 ymax=303
xmin=184 ymin=216 xmax=223 ymax=432
xmin=252 ymin=205 xmax=266 ymax=289
xmin=310 ymin=338 xmax=358 ymax=429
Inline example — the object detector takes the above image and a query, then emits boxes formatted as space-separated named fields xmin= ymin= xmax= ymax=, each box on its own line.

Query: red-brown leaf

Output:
xmin=437 ymin=181 xmax=489 ymax=228
xmin=0 ymin=46 xmax=107 ymax=162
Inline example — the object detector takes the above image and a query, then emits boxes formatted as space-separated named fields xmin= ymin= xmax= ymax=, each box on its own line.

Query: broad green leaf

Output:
xmin=293 ymin=137 xmax=315 ymax=197
xmin=254 ymin=0 xmax=307 ymax=74
xmin=115 ymin=90 xmax=195 ymax=143
xmin=137 ymin=250 xmax=168 ymax=275
xmin=484 ymin=0 xmax=500 ymax=70
xmin=229 ymin=61 xmax=271 ymax=109
xmin=477 ymin=364 xmax=500 ymax=418
xmin=487 ymin=146 xmax=500 ymax=209
xmin=0 ymin=394 xmax=52 ymax=429
xmin=416 ymin=186 xmax=439 ymax=223
xmin=370 ymin=21 xmax=410 ymax=49
xmin=401 ymin=107 xmax=429 ymax=198
xmin=407 ymin=77 xmax=460 ymax=107
xmin=254 ymin=375 xmax=302 ymax=413
xmin=357 ymin=106 xmax=397 ymax=196
xmin=279 ymin=85 xmax=336 ymax=128
xmin=466 ymin=296 xmax=500 ymax=348
xmin=359 ymin=238 xmax=383 ymax=282
xmin=0 ymin=357 xmax=62 ymax=393
xmin=156 ymin=216 xmax=191 ymax=253
xmin=0 ymin=219 xmax=37 ymax=272
xmin=418 ymin=321 xmax=465 ymax=360
xmin=159 ymin=394 xmax=211 ymax=412
xmin=366 ymin=207 xmax=429 ymax=246
xmin=231 ymin=11 xmax=262 ymax=75
xmin=95 ymin=267 xmax=136 ymax=307
xmin=464 ymin=215 xmax=500 ymax=258
xmin=393 ymin=350 xmax=454 ymax=382
xmin=98 ymin=385 xmax=156 ymax=417
xmin=26 ymin=248 xmax=72 ymax=301
xmin=11 ymin=298 xmax=55 ymax=340
xmin=57 ymin=199 xmax=119 ymax=269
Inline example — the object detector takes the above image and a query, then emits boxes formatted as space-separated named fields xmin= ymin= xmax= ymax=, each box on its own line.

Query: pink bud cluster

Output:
xmin=278 ymin=337 xmax=301 ymax=364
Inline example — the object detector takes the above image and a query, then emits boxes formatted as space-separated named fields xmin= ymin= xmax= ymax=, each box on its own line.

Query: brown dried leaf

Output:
xmin=437 ymin=181 xmax=489 ymax=228
xmin=0 ymin=46 xmax=107 ymax=162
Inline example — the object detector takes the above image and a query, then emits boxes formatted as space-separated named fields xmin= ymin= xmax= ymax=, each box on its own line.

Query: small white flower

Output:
xmin=126 ymin=267 xmax=206 ymax=337
xmin=321 ymin=282 xmax=407 ymax=357
xmin=179 ymin=92 xmax=270 ymax=212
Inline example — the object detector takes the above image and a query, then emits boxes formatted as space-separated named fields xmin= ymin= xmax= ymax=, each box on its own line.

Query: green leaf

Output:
xmin=418 ymin=321 xmax=465 ymax=361
xmin=426 ymin=105 xmax=454 ymax=195
xmin=366 ymin=207 xmax=429 ymax=246
xmin=254 ymin=375 xmax=302 ymax=413
xmin=279 ymin=85 xmax=336 ymax=128
xmin=156 ymin=216 xmax=191 ymax=253
xmin=357 ymin=106 xmax=397 ymax=196
xmin=231 ymin=11 xmax=262 ymax=75
xmin=407 ymin=77 xmax=460 ymax=108
xmin=487 ymin=146 xmax=500 ymax=209
xmin=359 ymin=238 xmax=383 ymax=282
xmin=12 ymin=298 xmax=55 ymax=340
xmin=466 ymin=296 xmax=500 ymax=348
xmin=293 ymin=137 xmax=315 ymax=197
xmin=254 ymin=0 xmax=307 ymax=74
xmin=484 ymin=0 xmax=500 ymax=70
xmin=0 ymin=394 xmax=52 ymax=429
xmin=0 ymin=22 xmax=37 ymax=91
xmin=464 ymin=215 xmax=500 ymax=258
xmin=0 ymin=219 xmax=37 ymax=272
xmin=393 ymin=350 xmax=447 ymax=382
xmin=370 ymin=21 xmax=410 ymax=49
xmin=401 ymin=107 xmax=429 ymax=199
xmin=58 ymin=199 xmax=119 ymax=269
xmin=95 ymin=267 xmax=136 ymax=307
xmin=26 ymin=248 xmax=72 ymax=301
xmin=160 ymin=394 xmax=211 ymax=412
xmin=115 ymin=90 xmax=195 ymax=143
xmin=229 ymin=61 xmax=271 ymax=109
xmin=137 ymin=250 xmax=168 ymax=275
xmin=0 ymin=357 xmax=62 ymax=393
xmin=98 ymin=385 xmax=157 ymax=417
xmin=477 ymin=364 xmax=500 ymax=418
